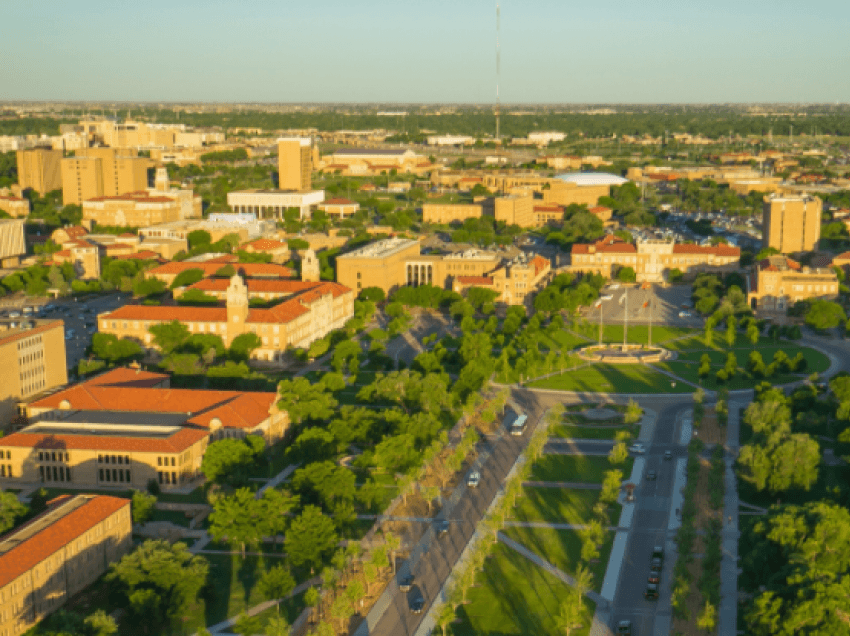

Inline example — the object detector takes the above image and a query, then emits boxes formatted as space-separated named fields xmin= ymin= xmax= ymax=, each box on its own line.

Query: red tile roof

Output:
xmin=0 ymin=320 xmax=64 ymax=348
xmin=241 ymin=239 xmax=288 ymax=251
xmin=571 ymin=235 xmax=636 ymax=255
xmin=102 ymin=305 xmax=228 ymax=322
xmin=531 ymin=255 xmax=550 ymax=275
xmin=456 ymin=276 xmax=494 ymax=285
xmin=86 ymin=367 xmax=169 ymax=388
xmin=0 ymin=496 xmax=129 ymax=590
xmin=0 ymin=195 xmax=25 ymax=202
xmin=833 ymin=251 xmax=850 ymax=261
xmin=58 ymin=226 xmax=88 ymax=238
xmin=322 ymin=198 xmax=357 ymax=206
xmin=111 ymin=250 xmax=163 ymax=261
xmin=534 ymin=205 xmax=563 ymax=212
xmin=188 ymin=278 xmax=350 ymax=297
xmin=589 ymin=206 xmax=612 ymax=214
xmin=0 ymin=426 xmax=209 ymax=453
xmin=87 ymin=191 xmax=176 ymax=204
xmin=149 ymin=262 xmax=293 ymax=278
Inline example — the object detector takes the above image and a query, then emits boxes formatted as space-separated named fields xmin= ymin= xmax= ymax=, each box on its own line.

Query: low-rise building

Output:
xmin=99 ymin=275 xmax=353 ymax=362
xmin=227 ymin=189 xmax=325 ymax=220
xmin=0 ymin=195 xmax=30 ymax=218
xmin=239 ymin=238 xmax=290 ymax=263
xmin=138 ymin=215 xmax=276 ymax=244
xmin=50 ymin=240 xmax=101 ymax=280
xmin=533 ymin=204 xmax=564 ymax=225
xmin=0 ymin=319 xmax=67 ymax=431
xmin=0 ymin=494 xmax=132 ymax=636
xmin=0 ymin=219 xmax=26 ymax=267
xmin=570 ymin=236 xmax=740 ymax=282
xmin=145 ymin=261 xmax=293 ymax=287
xmin=453 ymin=253 xmax=551 ymax=306
xmin=422 ymin=203 xmax=484 ymax=225
xmin=317 ymin=198 xmax=360 ymax=219
xmin=495 ymin=194 xmax=534 ymax=227
xmin=82 ymin=190 xmax=197 ymax=227
xmin=319 ymin=148 xmax=431 ymax=176
xmin=747 ymin=255 xmax=839 ymax=312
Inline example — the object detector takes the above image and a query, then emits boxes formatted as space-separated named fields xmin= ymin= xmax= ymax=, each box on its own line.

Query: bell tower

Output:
xmin=225 ymin=274 xmax=250 ymax=342
xmin=154 ymin=166 xmax=170 ymax=193
xmin=301 ymin=248 xmax=320 ymax=282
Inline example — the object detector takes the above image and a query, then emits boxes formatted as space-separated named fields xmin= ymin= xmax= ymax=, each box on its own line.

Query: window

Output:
xmin=171 ymin=457 xmax=175 ymax=467
xmin=157 ymin=457 xmax=162 ymax=466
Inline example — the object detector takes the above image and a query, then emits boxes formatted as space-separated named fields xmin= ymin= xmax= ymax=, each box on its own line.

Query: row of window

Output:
xmin=18 ymin=349 xmax=44 ymax=364
xmin=38 ymin=451 xmax=68 ymax=462
xmin=158 ymin=471 xmax=178 ymax=485
xmin=40 ymin=465 xmax=70 ymax=482
xmin=100 ymin=468 xmax=130 ymax=483
xmin=157 ymin=456 xmax=176 ymax=467
xmin=16 ymin=335 xmax=42 ymax=351
xmin=98 ymin=454 xmax=130 ymax=465
xmin=1 ymin=465 xmax=11 ymax=477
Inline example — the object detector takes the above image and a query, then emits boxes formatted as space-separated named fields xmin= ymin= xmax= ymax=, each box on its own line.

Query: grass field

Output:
xmin=530 ymin=455 xmax=634 ymax=484
xmin=451 ymin=542 xmax=595 ymax=636
xmin=511 ymin=487 xmax=621 ymax=525
xmin=501 ymin=526 xmax=614 ymax=592
xmin=528 ymin=363 xmax=693 ymax=394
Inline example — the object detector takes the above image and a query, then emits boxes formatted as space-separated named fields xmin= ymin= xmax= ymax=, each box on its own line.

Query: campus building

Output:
xmin=452 ymin=253 xmax=551 ymax=306
xmin=138 ymin=214 xmax=276 ymax=244
xmin=320 ymin=148 xmax=431 ymax=176
xmin=0 ymin=195 xmax=30 ymax=218
xmin=49 ymin=241 xmax=101 ymax=280
xmin=144 ymin=261 xmax=293 ymax=287
xmin=0 ymin=320 xmax=67 ymax=432
xmin=0 ymin=219 xmax=26 ymax=267
xmin=0 ymin=495 xmax=132 ymax=636
xmin=227 ymin=189 xmax=325 ymax=220
xmin=494 ymin=195 xmax=534 ymax=227
xmin=746 ymin=255 xmax=839 ymax=312
xmin=762 ymin=194 xmax=822 ymax=254
xmin=61 ymin=148 xmax=151 ymax=206
xmin=422 ymin=203 xmax=484 ymax=225
xmin=278 ymin=137 xmax=313 ymax=191
xmin=15 ymin=149 xmax=63 ymax=195
xmin=569 ymin=235 xmax=740 ymax=282
xmin=317 ymin=198 xmax=360 ymax=219
xmin=98 ymin=275 xmax=353 ymax=362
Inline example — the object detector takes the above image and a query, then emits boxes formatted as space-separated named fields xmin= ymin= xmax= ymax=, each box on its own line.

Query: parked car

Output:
xmin=617 ymin=620 xmax=632 ymax=635
xmin=644 ymin=583 xmax=659 ymax=600
xmin=646 ymin=470 xmax=657 ymax=481
xmin=436 ymin=519 xmax=450 ymax=537
xmin=467 ymin=470 xmax=481 ymax=488
xmin=601 ymin=294 xmax=614 ymax=301
xmin=510 ymin=414 xmax=528 ymax=436
xmin=399 ymin=573 xmax=414 ymax=592
xmin=648 ymin=571 xmax=661 ymax=585
xmin=664 ymin=451 xmax=673 ymax=461
xmin=408 ymin=587 xmax=425 ymax=614
xmin=628 ymin=443 xmax=646 ymax=455
xmin=678 ymin=311 xmax=692 ymax=318
xmin=652 ymin=546 xmax=664 ymax=562
xmin=650 ymin=557 xmax=663 ymax=572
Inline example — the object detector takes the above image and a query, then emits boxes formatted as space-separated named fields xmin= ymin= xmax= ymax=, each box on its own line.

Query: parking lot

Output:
xmin=584 ymin=284 xmax=702 ymax=328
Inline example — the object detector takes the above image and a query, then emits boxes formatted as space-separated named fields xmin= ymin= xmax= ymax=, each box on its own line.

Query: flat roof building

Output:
xmin=61 ymin=147 xmax=151 ymax=206
xmin=0 ymin=219 xmax=26 ymax=267
xmin=16 ymin=148 xmax=63 ymax=195
xmin=763 ymin=194 xmax=822 ymax=254
xmin=278 ymin=137 xmax=313 ymax=192
xmin=227 ymin=189 xmax=325 ymax=220
xmin=0 ymin=494 xmax=131 ymax=636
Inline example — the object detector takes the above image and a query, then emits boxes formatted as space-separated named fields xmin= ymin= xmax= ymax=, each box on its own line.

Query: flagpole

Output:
xmin=623 ymin=286 xmax=628 ymax=350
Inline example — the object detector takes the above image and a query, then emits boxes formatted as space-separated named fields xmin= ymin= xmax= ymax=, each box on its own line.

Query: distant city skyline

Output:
xmin=4 ymin=0 xmax=850 ymax=104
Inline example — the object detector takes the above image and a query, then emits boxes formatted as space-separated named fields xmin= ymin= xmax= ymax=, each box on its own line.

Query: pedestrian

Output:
xmin=728 ymin=515 xmax=732 ymax=525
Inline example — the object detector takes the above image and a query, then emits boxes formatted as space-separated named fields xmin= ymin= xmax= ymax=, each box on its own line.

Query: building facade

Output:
xmin=61 ymin=148 xmax=151 ymax=206
xmin=317 ymin=198 xmax=360 ymax=219
xmin=747 ymin=256 xmax=839 ymax=312
xmin=0 ymin=495 xmax=131 ymax=636
xmin=0 ymin=320 xmax=67 ymax=431
xmin=762 ymin=194 xmax=822 ymax=254
xmin=570 ymin=236 xmax=740 ymax=282
xmin=494 ymin=195 xmax=534 ymax=227
xmin=227 ymin=189 xmax=325 ymax=220
xmin=15 ymin=149 xmax=63 ymax=195
xmin=0 ymin=219 xmax=26 ymax=267
xmin=99 ymin=275 xmax=353 ymax=362
xmin=422 ymin=203 xmax=484 ymax=225
xmin=278 ymin=137 xmax=313 ymax=191
xmin=453 ymin=253 xmax=551 ymax=306
xmin=0 ymin=195 xmax=30 ymax=218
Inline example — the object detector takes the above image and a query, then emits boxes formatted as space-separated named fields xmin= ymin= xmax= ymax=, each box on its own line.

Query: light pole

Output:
xmin=621 ymin=287 xmax=629 ymax=350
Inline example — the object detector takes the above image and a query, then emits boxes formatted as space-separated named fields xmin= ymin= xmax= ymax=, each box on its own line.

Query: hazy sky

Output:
xmin=4 ymin=0 xmax=850 ymax=103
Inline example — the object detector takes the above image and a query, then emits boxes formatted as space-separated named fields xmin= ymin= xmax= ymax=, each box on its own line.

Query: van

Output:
xmin=510 ymin=414 xmax=527 ymax=436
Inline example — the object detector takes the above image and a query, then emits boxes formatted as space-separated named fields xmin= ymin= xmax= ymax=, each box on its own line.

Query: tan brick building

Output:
xmin=0 ymin=195 xmax=30 ymax=218
xmin=453 ymin=253 xmax=551 ymax=306
xmin=495 ymin=195 xmax=534 ymax=227
xmin=762 ymin=194 xmax=822 ymax=254
xmin=336 ymin=238 xmax=423 ymax=295
xmin=422 ymin=203 xmax=484 ymax=225
xmin=570 ymin=236 xmax=740 ymax=282
xmin=99 ymin=275 xmax=353 ymax=362
xmin=82 ymin=190 xmax=201 ymax=227
xmin=0 ymin=495 xmax=131 ymax=636
xmin=278 ymin=137 xmax=313 ymax=191
xmin=239 ymin=238 xmax=290 ymax=263
xmin=15 ymin=149 xmax=63 ymax=195
xmin=50 ymin=241 xmax=101 ymax=280
xmin=0 ymin=320 xmax=67 ymax=432
xmin=61 ymin=148 xmax=151 ymax=206
xmin=533 ymin=204 xmax=564 ymax=225
xmin=0 ymin=219 xmax=26 ymax=267
xmin=145 ymin=261 xmax=293 ymax=287
xmin=747 ymin=256 xmax=838 ymax=312
xmin=317 ymin=198 xmax=360 ymax=219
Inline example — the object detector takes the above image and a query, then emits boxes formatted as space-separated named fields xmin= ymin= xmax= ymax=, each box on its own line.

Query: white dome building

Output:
xmin=554 ymin=172 xmax=629 ymax=186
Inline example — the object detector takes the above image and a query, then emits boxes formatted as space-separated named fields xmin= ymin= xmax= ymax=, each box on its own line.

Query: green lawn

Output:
xmin=451 ymin=542 xmax=595 ymax=636
xmin=536 ymin=330 xmax=593 ymax=352
xmin=501 ymin=526 xmax=614 ymax=593
xmin=149 ymin=509 xmax=193 ymax=527
xmin=511 ymin=487 xmax=621 ymax=525
xmin=550 ymin=424 xmax=636 ymax=440
xmin=528 ymin=363 xmax=692 ymax=394
xmin=530 ymin=455 xmax=633 ymax=484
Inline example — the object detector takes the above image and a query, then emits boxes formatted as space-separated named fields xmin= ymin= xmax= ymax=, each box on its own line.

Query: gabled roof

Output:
xmin=0 ymin=495 xmax=129 ymax=590
xmin=0 ymin=426 xmax=209 ymax=454
xmin=457 ymin=275 xmax=494 ymax=285
xmin=571 ymin=235 xmax=636 ymax=255
xmin=672 ymin=244 xmax=740 ymax=257
xmin=240 ymin=238 xmax=288 ymax=251
xmin=321 ymin=198 xmax=357 ymax=206
xmin=148 ymin=262 xmax=293 ymax=278
xmin=102 ymin=305 xmax=228 ymax=322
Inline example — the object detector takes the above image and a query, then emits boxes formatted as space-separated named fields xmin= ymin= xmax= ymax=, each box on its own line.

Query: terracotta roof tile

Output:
xmin=101 ymin=305 xmax=228 ymax=322
xmin=0 ymin=496 xmax=130 ymax=590
xmin=0 ymin=426 xmax=209 ymax=453
xmin=672 ymin=244 xmax=740 ymax=257
xmin=456 ymin=276 xmax=494 ymax=285
xmin=240 ymin=239 xmax=288 ymax=250
xmin=149 ymin=262 xmax=293 ymax=278
xmin=0 ymin=320 xmax=64 ymax=348
xmin=322 ymin=198 xmax=357 ymax=206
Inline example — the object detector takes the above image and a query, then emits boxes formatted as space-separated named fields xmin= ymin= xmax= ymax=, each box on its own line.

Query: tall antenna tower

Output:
xmin=495 ymin=2 xmax=501 ymax=143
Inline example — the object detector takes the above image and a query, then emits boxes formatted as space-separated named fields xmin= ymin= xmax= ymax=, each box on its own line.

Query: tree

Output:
xmin=608 ymin=442 xmax=628 ymax=465
xmin=747 ymin=322 xmax=760 ymax=346
xmin=291 ymin=461 xmax=357 ymax=517
xmin=258 ymin=565 xmax=296 ymax=612
xmin=264 ymin=613 xmax=291 ymax=636
xmin=435 ymin=602 xmax=456 ymax=636
xmin=169 ymin=268 xmax=205 ymax=289
xmin=358 ymin=286 xmax=386 ymax=302
xmin=725 ymin=315 xmax=737 ymax=347
xmin=90 ymin=333 xmax=143 ymax=364
xmin=557 ymin=592 xmax=585 ymax=636
xmin=208 ymin=488 xmax=265 ymax=556
xmin=132 ymin=276 xmax=167 ymax=298
xmin=278 ymin=377 xmax=338 ymax=424
xmin=0 ymin=490 xmax=26 ymax=534
xmin=286 ymin=506 xmax=338 ymax=571
xmin=200 ymin=438 xmax=258 ymax=486
xmin=229 ymin=332 xmax=262 ymax=362
xmin=84 ymin=610 xmax=118 ymax=636
xmin=149 ymin=320 xmax=189 ymax=354
xmin=624 ymin=399 xmax=642 ymax=424
xmin=234 ymin=612 xmax=263 ymax=636
xmin=187 ymin=230 xmax=212 ymax=249
xmin=697 ymin=601 xmax=717 ymax=633
xmin=131 ymin=490 xmax=157 ymax=525
xmin=804 ymin=299 xmax=846 ymax=331
xmin=106 ymin=540 xmax=208 ymax=633
xmin=617 ymin=266 xmax=637 ymax=283
xmin=600 ymin=469 xmax=623 ymax=505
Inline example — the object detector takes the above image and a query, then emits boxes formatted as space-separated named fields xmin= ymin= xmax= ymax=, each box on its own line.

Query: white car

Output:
xmin=608 ymin=284 xmax=621 ymax=290
xmin=467 ymin=471 xmax=481 ymax=488
xmin=678 ymin=311 xmax=692 ymax=318
xmin=629 ymin=443 xmax=646 ymax=455
xmin=601 ymin=294 xmax=614 ymax=301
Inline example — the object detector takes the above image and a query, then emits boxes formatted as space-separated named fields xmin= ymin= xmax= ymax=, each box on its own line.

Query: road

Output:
xmin=366 ymin=391 xmax=548 ymax=636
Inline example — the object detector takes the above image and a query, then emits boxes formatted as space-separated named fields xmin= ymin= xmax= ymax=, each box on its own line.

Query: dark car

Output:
xmin=644 ymin=583 xmax=659 ymax=600
xmin=646 ymin=470 xmax=657 ymax=481
xmin=650 ymin=557 xmax=663 ymax=572
xmin=617 ymin=620 xmax=632 ymax=635
xmin=652 ymin=546 xmax=665 ymax=562
xmin=648 ymin=571 xmax=661 ymax=585
xmin=399 ymin=573 xmax=414 ymax=591
xmin=436 ymin=519 xmax=450 ymax=537
xmin=408 ymin=586 xmax=425 ymax=614
xmin=664 ymin=450 xmax=673 ymax=461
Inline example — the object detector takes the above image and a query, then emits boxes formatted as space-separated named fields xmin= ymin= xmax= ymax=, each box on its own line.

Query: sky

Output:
xmin=3 ymin=0 xmax=850 ymax=104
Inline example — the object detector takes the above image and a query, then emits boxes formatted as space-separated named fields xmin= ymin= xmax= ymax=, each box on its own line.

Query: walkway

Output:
xmin=255 ymin=463 xmax=298 ymax=497
xmin=192 ymin=576 xmax=320 ymax=635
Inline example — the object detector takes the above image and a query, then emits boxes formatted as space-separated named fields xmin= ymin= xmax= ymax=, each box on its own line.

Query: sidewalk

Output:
xmin=719 ymin=399 xmax=743 ymax=636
